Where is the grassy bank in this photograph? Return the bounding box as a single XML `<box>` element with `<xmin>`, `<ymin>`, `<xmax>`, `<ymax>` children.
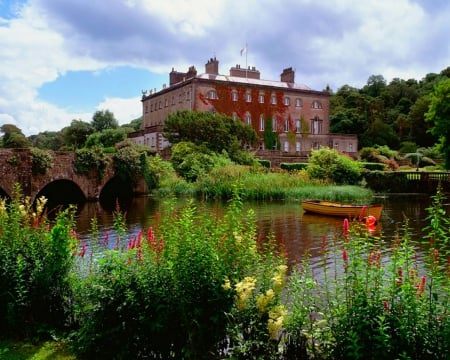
<box><xmin>156</xmin><ymin>163</ymin><xmax>375</xmax><ymax>202</ymax></box>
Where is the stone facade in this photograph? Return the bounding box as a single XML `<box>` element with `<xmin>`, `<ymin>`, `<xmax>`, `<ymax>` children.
<box><xmin>130</xmin><ymin>57</ymin><xmax>358</xmax><ymax>157</ymax></box>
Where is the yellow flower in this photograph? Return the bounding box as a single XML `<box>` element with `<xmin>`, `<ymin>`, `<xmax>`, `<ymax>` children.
<box><xmin>0</xmin><ymin>199</ymin><xmax>6</xmax><ymax>214</ymax></box>
<box><xmin>222</xmin><ymin>277</ymin><xmax>231</xmax><ymax>291</ymax></box>
<box><xmin>235</xmin><ymin>276</ymin><xmax>257</xmax><ymax>311</ymax></box>
<box><xmin>271</xmin><ymin>264</ymin><xmax>288</xmax><ymax>294</ymax></box>
<box><xmin>233</xmin><ymin>231</ymin><xmax>243</xmax><ymax>244</ymax></box>
<box><xmin>256</xmin><ymin>289</ymin><xmax>275</xmax><ymax>314</ymax></box>
<box><xmin>35</xmin><ymin>196</ymin><xmax>47</xmax><ymax>216</ymax></box>
<box><xmin>267</xmin><ymin>305</ymin><xmax>287</xmax><ymax>339</ymax></box>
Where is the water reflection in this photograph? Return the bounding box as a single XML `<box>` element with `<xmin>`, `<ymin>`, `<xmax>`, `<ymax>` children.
<box><xmin>73</xmin><ymin>194</ymin><xmax>435</xmax><ymax>267</ymax></box>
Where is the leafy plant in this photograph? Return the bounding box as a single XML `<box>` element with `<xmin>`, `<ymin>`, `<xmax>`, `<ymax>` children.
<box><xmin>74</xmin><ymin>146</ymin><xmax>110</xmax><ymax>178</ymax></box>
<box><xmin>30</xmin><ymin>147</ymin><xmax>53</xmax><ymax>175</ymax></box>
<box><xmin>307</xmin><ymin>147</ymin><xmax>362</xmax><ymax>185</ymax></box>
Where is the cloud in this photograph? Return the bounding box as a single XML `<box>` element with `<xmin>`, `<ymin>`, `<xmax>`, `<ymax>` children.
<box><xmin>1</xmin><ymin>0</ymin><xmax>450</xmax><ymax>136</ymax></box>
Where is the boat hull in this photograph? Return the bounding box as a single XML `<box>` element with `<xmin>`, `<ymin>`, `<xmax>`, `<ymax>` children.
<box><xmin>302</xmin><ymin>200</ymin><xmax>383</xmax><ymax>219</ymax></box>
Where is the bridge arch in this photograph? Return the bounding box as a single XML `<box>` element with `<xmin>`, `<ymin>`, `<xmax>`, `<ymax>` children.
<box><xmin>35</xmin><ymin>179</ymin><xmax>86</xmax><ymax>208</ymax></box>
<box><xmin>99</xmin><ymin>175</ymin><xmax>135</xmax><ymax>211</ymax></box>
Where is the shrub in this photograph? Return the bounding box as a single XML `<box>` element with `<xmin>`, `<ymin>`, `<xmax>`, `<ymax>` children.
<box><xmin>307</xmin><ymin>147</ymin><xmax>361</xmax><ymax>185</ymax></box>
<box><xmin>74</xmin><ymin>146</ymin><xmax>110</xmax><ymax>178</ymax></box>
<box><xmin>113</xmin><ymin>145</ymin><xmax>143</xmax><ymax>185</ymax></box>
<box><xmin>360</xmin><ymin>162</ymin><xmax>385</xmax><ymax>171</ymax></box>
<box><xmin>30</xmin><ymin>147</ymin><xmax>53</xmax><ymax>175</ymax></box>
<box><xmin>0</xmin><ymin>185</ymin><xmax>76</xmax><ymax>339</ymax></box>
<box><xmin>280</xmin><ymin>162</ymin><xmax>308</xmax><ymax>171</ymax></box>
<box><xmin>70</xmin><ymin>193</ymin><xmax>286</xmax><ymax>359</ymax></box>
<box><xmin>258</xmin><ymin>159</ymin><xmax>271</xmax><ymax>168</ymax></box>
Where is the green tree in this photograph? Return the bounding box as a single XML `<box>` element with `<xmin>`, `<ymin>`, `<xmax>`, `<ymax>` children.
<box><xmin>263</xmin><ymin>117</ymin><xmax>277</xmax><ymax>149</ymax></box>
<box><xmin>0</xmin><ymin>124</ymin><xmax>31</xmax><ymax>148</ymax></box>
<box><xmin>91</xmin><ymin>110</ymin><xmax>119</xmax><ymax>132</ymax></box>
<box><xmin>85</xmin><ymin>128</ymin><xmax>126</xmax><ymax>148</ymax></box>
<box><xmin>29</xmin><ymin>131</ymin><xmax>64</xmax><ymax>150</ymax></box>
<box><xmin>62</xmin><ymin>119</ymin><xmax>94</xmax><ymax>149</ymax></box>
<box><xmin>306</xmin><ymin>147</ymin><xmax>361</xmax><ymax>185</ymax></box>
<box><xmin>425</xmin><ymin>78</ymin><xmax>450</xmax><ymax>169</ymax></box>
<box><xmin>164</xmin><ymin>111</ymin><xmax>257</xmax><ymax>152</ymax></box>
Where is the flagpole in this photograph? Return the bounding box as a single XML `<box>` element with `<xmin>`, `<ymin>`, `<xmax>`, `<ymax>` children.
<box><xmin>245</xmin><ymin>43</ymin><xmax>248</xmax><ymax>79</ymax></box>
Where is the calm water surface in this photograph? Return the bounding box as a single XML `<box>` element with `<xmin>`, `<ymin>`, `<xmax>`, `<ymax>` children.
<box><xmin>74</xmin><ymin>194</ymin><xmax>436</xmax><ymax>267</ymax></box>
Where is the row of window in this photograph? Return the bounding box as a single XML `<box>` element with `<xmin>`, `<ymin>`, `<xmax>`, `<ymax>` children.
<box><xmin>145</xmin><ymin>91</ymin><xmax>192</xmax><ymax>113</ymax></box>
<box><xmin>207</xmin><ymin>90</ymin><xmax>323</xmax><ymax>109</ymax></box>
<box><xmin>235</xmin><ymin>113</ymin><xmax>323</xmax><ymax>134</ymax></box>
<box><xmin>145</xmin><ymin>91</ymin><xmax>324</xmax><ymax>113</ymax></box>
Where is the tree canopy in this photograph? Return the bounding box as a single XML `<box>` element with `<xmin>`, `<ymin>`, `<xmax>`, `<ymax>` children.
<box><xmin>425</xmin><ymin>78</ymin><xmax>450</xmax><ymax>169</ymax></box>
<box><xmin>91</xmin><ymin>110</ymin><xmax>119</xmax><ymax>132</ymax></box>
<box><xmin>163</xmin><ymin>110</ymin><xmax>258</xmax><ymax>153</ymax></box>
<box><xmin>0</xmin><ymin>124</ymin><xmax>31</xmax><ymax>148</ymax></box>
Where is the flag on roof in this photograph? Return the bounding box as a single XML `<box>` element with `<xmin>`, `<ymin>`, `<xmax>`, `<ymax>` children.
<box><xmin>240</xmin><ymin>44</ymin><xmax>247</xmax><ymax>56</ymax></box>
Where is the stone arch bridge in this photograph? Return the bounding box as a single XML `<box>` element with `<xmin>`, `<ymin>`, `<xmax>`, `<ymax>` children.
<box><xmin>0</xmin><ymin>148</ymin><xmax>147</xmax><ymax>204</ymax></box>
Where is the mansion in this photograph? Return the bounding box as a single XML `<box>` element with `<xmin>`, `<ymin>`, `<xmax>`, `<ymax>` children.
<box><xmin>130</xmin><ymin>57</ymin><xmax>358</xmax><ymax>158</ymax></box>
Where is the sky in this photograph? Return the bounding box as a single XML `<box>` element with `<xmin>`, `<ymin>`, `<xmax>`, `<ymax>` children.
<box><xmin>1</xmin><ymin>0</ymin><xmax>450</xmax><ymax>136</ymax></box>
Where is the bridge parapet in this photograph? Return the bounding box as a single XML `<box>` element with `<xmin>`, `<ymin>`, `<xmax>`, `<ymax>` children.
<box><xmin>0</xmin><ymin>148</ymin><xmax>118</xmax><ymax>201</ymax></box>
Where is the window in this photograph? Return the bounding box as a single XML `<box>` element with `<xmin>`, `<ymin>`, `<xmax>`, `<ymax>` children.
<box><xmin>259</xmin><ymin>94</ymin><xmax>265</xmax><ymax>103</ymax></box>
<box><xmin>245</xmin><ymin>114</ymin><xmax>252</xmax><ymax>125</ymax></box>
<box><xmin>312</xmin><ymin>100</ymin><xmax>322</xmax><ymax>109</ymax></box>
<box><xmin>259</xmin><ymin>115</ymin><xmax>264</xmax><ymax>131</ymax></box>
<box><xmin>246</xmin><ymin>93</ymin><xmax>252</xmax><ymax>102</ymax></box>
<box><xmin>295</xmin><ymin>98</ymin><xmax>302</xmax><ymax>107</ymax></box>
<box><xmin>159</xmin><ymin>101</ymin><xmax>162</xmax><ymax>109</ymax></box>
<box><xmin>165</xmin><ymin>98</ymin><xmax>168</xmax><ymax>107</ymax></box>
<box><xmin>271</xmin><ymin>95</ymin><xmax>277</xmax><ymax>105</ymax></box>
<box><xmin>283</xmin><ymin>141</ymin><xmax>289</xmax><ymax>152</ymax></box>
<box><xmin>284</xmin><ymin>97</ymin><xmax>290</xmax><ymax>106</ymax></box>
<box><xmin>171</xmin><ymin>96</ymin><xmax>175</xmax><ymax>105</ymax></box>
<box><xmin>186</xmin><ymin>91</ymin><xmax>190</xmax><ymax>100</ymax></box>
<box><xmin>296</xmin><ymin>141</ymin><xmax>301</xmax><ymax>152</ymax></box>
<box><xmin>272</xmin><ymin>117</ymin><xmax>277</xmax><ymax>132</ymax></box>
<box><xmin>232</xmin><ymin>112</ymin><xmax>237</xmax><ymax>120</ymax></box>
<box><xmin>311</xmin><ymin>116</ymin><xmax>322</xmax><ymax>134</ymax></box>
<box><xmin>145</xmin><ymin>105</ymin><xmax>148</xmax><ymax>113</ymax></box>
<box><xmin>232</xmin><ymin>91</ymin><xmax>238</xmax><ymax>101</ymax></box>
<box><xmin>295</xmin><ymin>119</ymin><xmax>301</xmax><ymax>133</ymax></box>
<box><xmin>179</xmin><ymin>94</ymin><xmax>183</xmax><ymax>103</ymax></box>
<box><xmin>207</xmin><ymin>90</ymin><xmax>217</xmax><ymax>99</ymax></box>
<box><xmin>284</xmin><ymin>118</ymin><xmax>289</xmax><ymax>132</ymax></box>
<box><xmin>150</xmin><ymin>103</ymin><xmax>153</xmax><ymax>112</ymax></box>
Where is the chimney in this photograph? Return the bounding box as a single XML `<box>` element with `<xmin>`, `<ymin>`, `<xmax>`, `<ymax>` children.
<box><xmin>280</xmin><ymin>67</ymin><xmax>295</xmax><ymax>83</ymax></box>
<box><xmin>205</xmin><ymin>57</ymin><xmax>219</xmax><ymax>75</ymax></box>
<box><xmin>229</xmin><ymin>64</ymin><xmax>261</xmax><ymax>79</ymax></box>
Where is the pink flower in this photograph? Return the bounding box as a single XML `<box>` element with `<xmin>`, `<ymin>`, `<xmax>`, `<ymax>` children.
<box><xmin>79</xmin><ymin>243</ymin><xmax>86</xmax><ymax>258</ymax></box>
<box><xmin>397</xmin><ymin>267</ymin><xmax>403</xmax><ymax>286</ymax></box>
<box><xmin>417</xmin><ymin>276</ymin><xmax>426</xmax><ymax>296</ymax></box>
<box><xmin>343</xmin><ymin>218</ymin><xmax>349</xmax><ymax>238</ymax></box>
<box><xmin>342</xmin><ymin>249</ymin><xmax>348</xmax><ymax>269</ymax></box>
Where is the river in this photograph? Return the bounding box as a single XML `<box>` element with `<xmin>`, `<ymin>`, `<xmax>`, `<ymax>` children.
<box><xmin>72</xmin><ymin>193</ymin><xmax>436</xmax><ymax>267</ymax></box>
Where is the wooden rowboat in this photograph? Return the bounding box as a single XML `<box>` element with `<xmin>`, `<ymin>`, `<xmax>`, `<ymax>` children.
<box><xmin>301</xmin><ymin>199</ymin><xmax>383</xmax><ymax>219</ymax></box>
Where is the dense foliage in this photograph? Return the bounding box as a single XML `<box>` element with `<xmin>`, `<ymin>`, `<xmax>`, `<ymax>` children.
<box><xmin>307</xmin><ymin>147</ymin><xmax>362</xmax><ymax>184</ymax></box>
<box><xmin>0</xmin><ymin>187</ymin><xmax>76</xmax><ymax>338</ymax></box>
<box><xmin>163</xmin><ymin>110</ymin><xmax>258</xmax><ymax>161</ymax></box>
<box><xmin>2</xmin><ymin>185</ymin><xmax>450</xmax><ymax>358</ymax></box>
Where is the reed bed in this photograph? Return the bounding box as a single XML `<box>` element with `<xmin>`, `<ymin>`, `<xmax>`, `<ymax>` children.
<box><xmin>179</xmin><ymin>164</ymin><xmax>374</xmax><ymax>202</ymax></box>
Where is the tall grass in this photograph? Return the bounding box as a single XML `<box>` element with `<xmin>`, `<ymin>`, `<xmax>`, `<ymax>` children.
<box><xmin>166</xmin><ymin>164</ymin><xmax>374</xmax><ymax>202</ymax></box>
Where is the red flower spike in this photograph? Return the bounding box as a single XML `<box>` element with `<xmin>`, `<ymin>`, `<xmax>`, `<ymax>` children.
<box><xmin>343</xmin><ymin>218</ymin><xmax>349</xmax><ymax>238</ymax></box>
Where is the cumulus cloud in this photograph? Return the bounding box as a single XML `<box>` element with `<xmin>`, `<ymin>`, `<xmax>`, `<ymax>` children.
<box><xmin>1</xmin><ymin>0</ymin><xmax>450</xmax><ymax>136</ymax></box>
